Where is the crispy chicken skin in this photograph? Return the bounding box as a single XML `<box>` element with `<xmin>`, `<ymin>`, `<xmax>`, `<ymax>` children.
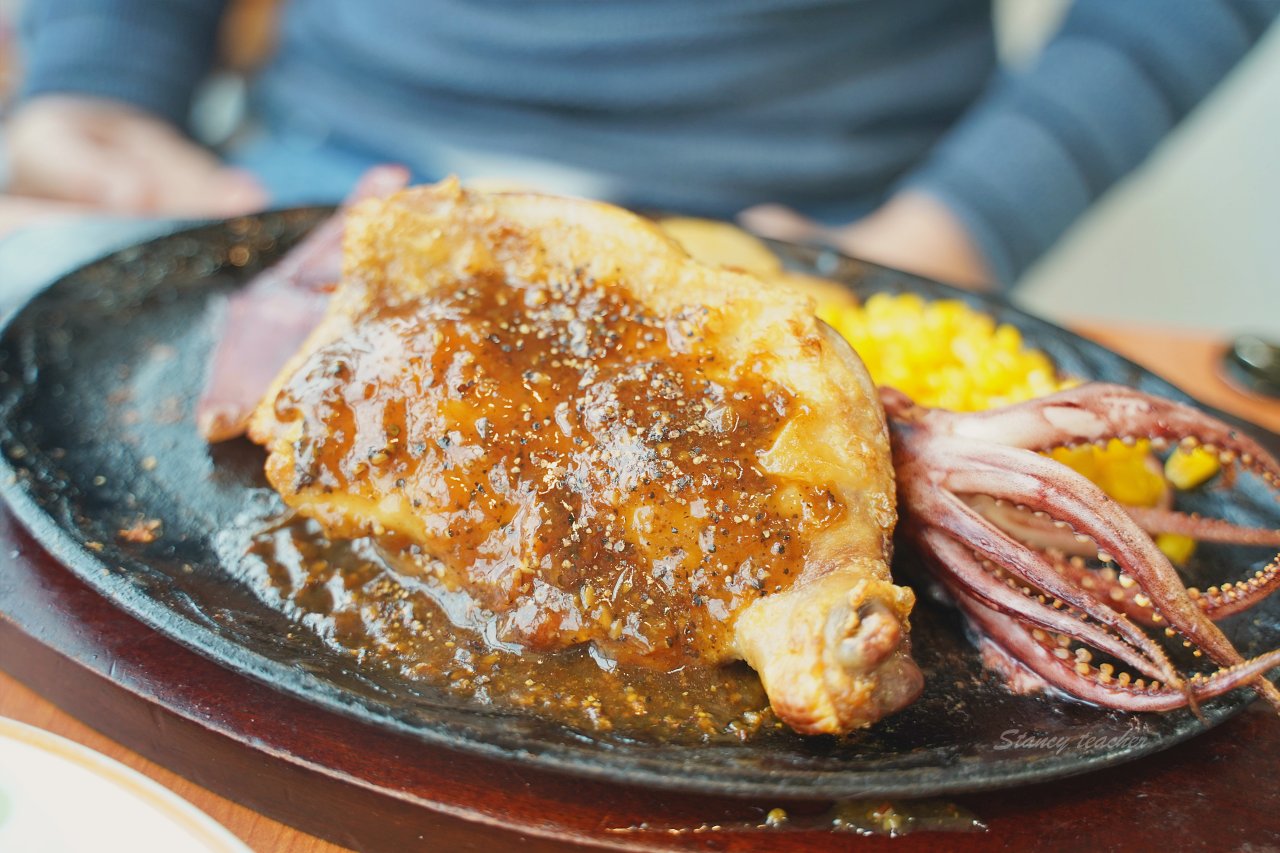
<box><xmin>248</xmin><ymin>179</ymin><xmax>922</xmax><ymax>733</ymax></box>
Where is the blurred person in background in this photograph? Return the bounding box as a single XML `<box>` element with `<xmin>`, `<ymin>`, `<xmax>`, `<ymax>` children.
<box><xmin>3</xmin><ymin>0</ymin><xmax>1277</xmax><ymax>290</ymax></box>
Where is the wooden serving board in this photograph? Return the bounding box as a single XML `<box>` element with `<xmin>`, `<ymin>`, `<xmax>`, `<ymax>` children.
<box><xmin>2</xmin><ymin>503</ymin><xmax>1280</xmax><ymax>851</ymax></box>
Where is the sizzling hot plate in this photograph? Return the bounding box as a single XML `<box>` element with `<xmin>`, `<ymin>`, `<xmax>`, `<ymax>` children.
<box><xmin>0</xmin><ymin>208</ymin><xmax>1277</xmax><ymax>798</ymax></box>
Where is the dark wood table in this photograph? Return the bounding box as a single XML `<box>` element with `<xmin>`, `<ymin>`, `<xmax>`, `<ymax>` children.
<box><xmin>2</xmin><ymin>322</ymin><xmax>1279</xmax><ymax>852</ymax></box>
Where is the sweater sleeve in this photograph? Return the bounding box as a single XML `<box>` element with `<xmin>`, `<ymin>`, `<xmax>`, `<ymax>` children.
<box><xmin>899</xmin><ymin>0</ymin><xmax>1280</xmax><ymax>287</ymax></box>
<box><xmin>19</xmin><ymin>0</ymin><xmax>230</xmax><ymax>128</ymax></box>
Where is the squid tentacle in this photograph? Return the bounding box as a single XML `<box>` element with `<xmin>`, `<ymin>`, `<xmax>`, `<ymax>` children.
<box><xmin>888</xmin><ymin>383</ymin><xmax>1280</xmax><ymax>557</ymax></box>
<box><xmin>918</xmin><ymin>528</ymin><xmax>1178</xmax><ymax>683</ymax></box>
<box><xmin>976</xmin><ymin>497</ymin><xmax>1280</xmax><ymax>552</ymax></box>
<box><xmin>1186</xmin><ymin>554</ymin><xmax>1280</xmax><ymax>619</ymax></box>
<box><xmin>934</xmin><ymin>441</ymin><xmax>1280</xmax><ymax>710</ymax></box>
<box><xmin>1121</xmin><ymin>505</ymin><xmax>1280</xmax><ymax>547</ymax></box>
<box><xmin>1039</xmin><ymin>553</ymin><xmax>1170</xmax><ymax>627</ymax></box>
<box><xmin>885</xmin><ymin>381</ymin><xmax>1280</xmax><ymax>714</ymax></box>
<box><xmin>967</xmin><ymin>488</ymin><xmax>1280</xmax><ymax>622</ymax></box>
<box><xmin>927</xmin><ymin>383</ymin><xmax>1280</xmax><ymax>489</ymax></box>
<box><xmin>951</xmin><ymin>581</ymin><xmax>1280</xmax><ymax>713</ymax></box>
<box><xmin>897</xmin><ymin>468</ymin><xmax>1182</xmax><ymax>682</ymax></box>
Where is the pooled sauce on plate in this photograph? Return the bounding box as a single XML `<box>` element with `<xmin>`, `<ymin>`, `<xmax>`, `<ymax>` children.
<box><xmin>224</xmin><ymin>512</ymin><xmax>780</xmax><ymax>741</ymax></box>
<box><xmin>607</xmin><ymin>799</ymin><xmax>986</xmax><ymax>837</ymax></box>
<box><xmin>262</xmin><ymin>266</ymin><xmax>845</xmax><ymax>672</ymax></box>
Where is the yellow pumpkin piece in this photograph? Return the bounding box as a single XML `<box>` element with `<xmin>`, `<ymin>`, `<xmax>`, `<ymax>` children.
<box><xmin>1156</xmin><ymin>533</ymin><xmax>1198</xmax><ymax>565</ymax></box>
<box><xmin>657</xmin><ymin>217</ymin><xmax>782</xmax><ymax>278</ymax></box>
<box><xmin>1165</xmin><ymin>446</ymin><xmax>1222</xmax><ymax>490</ymax></box>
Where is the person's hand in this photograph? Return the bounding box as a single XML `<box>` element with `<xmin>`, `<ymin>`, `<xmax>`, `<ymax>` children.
<box><xmin>740</xmin><ymin>190</ymin><xmax>992</xmax><ymax>291</ymax></box>
<box><xmin>0</xmin><ymin>195</ymin><xmax>97</xmax><ymax>238</ymax></box>
<box><xmin>5</xmin><ymin>95</ymin><xmax>266</xmax><ymax>217</ymax></box>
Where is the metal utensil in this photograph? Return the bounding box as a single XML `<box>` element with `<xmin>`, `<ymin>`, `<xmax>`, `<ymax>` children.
<box><xmin>1224</xmin><ymin>335</ymin><xmax>1280</xmax><ymax>400</ymax></box>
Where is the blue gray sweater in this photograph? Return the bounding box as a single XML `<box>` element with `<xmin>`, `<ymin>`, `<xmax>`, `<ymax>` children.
<box><xmin>19</xmin><ymin>0</ymin><xmax>1279</xmax><ymax>284</ymax></box>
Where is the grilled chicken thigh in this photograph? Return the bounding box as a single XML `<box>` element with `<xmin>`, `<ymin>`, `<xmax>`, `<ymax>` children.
<box><xmin>248</xmin><ymin>180</ymin><xmax>922</xmax><ymax>733</ymax></box>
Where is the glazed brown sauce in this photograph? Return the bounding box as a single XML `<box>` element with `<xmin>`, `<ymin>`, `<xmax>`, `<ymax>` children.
<box><xmin>248</xmin><ymin>266</ymin><xmax>847</xmax><ymax>736</ymax></box>
<box><xmin>227</xmin><ymin>514</ymin><xmax>779</xmax><ymax>740</ymax></box>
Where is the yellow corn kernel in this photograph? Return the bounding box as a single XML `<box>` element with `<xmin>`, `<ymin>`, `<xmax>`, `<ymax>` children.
<box><xmin>1156</xmin><ymin>533</ymin><xmax>1197</xmax><ymax>564</ymax></box>
<box><xmin>1165</xmin><ymin>447</ymin><xmax>1221</xmax><ymax>490</ymax></box>
<box><xmin>819</xmin><ymin>296</ymin><xmax>1074</xmax><ymax>412</ymax></box>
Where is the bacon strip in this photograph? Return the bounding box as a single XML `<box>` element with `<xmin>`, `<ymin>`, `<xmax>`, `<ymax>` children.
<box><xmin>197</xmin><ymin>165</ymin><xmax>410</xmax><ymax>441</ymax></box>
